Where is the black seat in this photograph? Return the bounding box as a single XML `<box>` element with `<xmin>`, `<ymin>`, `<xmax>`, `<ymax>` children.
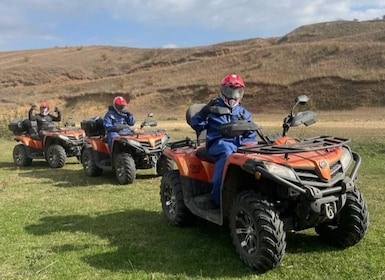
<box><xmin>196</xmin><ymin>147</ymin><xmax>217</xmax><ymax>163</ymax></box>
<box><xmin>186</xmin><ymin>104</ymin><xmax>206</xmax><ymax>146</ymax></box>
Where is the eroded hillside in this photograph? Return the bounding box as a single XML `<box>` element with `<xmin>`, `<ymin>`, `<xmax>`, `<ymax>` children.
<box><xmin>1</xmin><ymin>19</ymin><xmax>385</xmax><ymax>119</ymax></box>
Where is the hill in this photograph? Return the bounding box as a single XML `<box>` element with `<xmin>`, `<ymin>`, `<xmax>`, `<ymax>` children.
<box><xmin>1</xmin><ymin>19</ymin><xmax>385</xmax><ymax>120</ymax></box>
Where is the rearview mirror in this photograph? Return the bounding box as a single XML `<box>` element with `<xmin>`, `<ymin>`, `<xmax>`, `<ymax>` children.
<box><xmin>295</xmin><ymin>94</ymin><xmax>309</xmax><ymax>106</ymax></box>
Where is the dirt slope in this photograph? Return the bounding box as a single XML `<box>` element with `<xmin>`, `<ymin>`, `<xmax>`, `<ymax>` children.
<box><xmin>1</xmin><ymin>19</ymin><xmax>385</xmax><ymax>119</ymax></box>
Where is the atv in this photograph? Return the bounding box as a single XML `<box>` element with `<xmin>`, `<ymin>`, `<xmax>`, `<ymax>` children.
<box><xmin>159</xmin><ymin>94</ymin><xmax>369</xmax><ymax>272</ymax></box>
<box><xmin>8</xmin><ymin>117</ymin><xmax>86</xmax><ymax>168</ymax></box>
<box><xmin>80</xmin><ymin>113</ymin><xmax>173</xmax><ymax>184</ymax></box>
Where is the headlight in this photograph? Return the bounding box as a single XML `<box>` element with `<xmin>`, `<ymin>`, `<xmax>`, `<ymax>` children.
<box><xmin>161</xmin><ymin>134</ymin><xmax>170</xmax><ymax>145</ymax></box>
<box><xmin>340</xmin><ymin>147</ymin><xmax>353</xmax><ymax>171</ymax></box>
<box><xmin>58</xmin><ymin>135</ymin><xmax>69</xmax><ymax>141</ymax></box>
<box><xmin>263</xmin><ymin>162</ymin><xmax>297</xmax><ymax>180</ymax></box>
<box><xmin>127</xmin><ymin>139</ymin><xmax>141</xmax><ymax>148</ymax></box>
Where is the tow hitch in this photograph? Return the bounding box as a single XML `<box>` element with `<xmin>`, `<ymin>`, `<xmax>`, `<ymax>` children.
<box><xmin>324</xmin><ymin>202</ymin><xmax>337</xmax><ymax>219</ymax></box>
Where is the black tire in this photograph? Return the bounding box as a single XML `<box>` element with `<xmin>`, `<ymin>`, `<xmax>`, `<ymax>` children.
<box><xmin>229</xmin><ymin>191</ymin><xmax>286</xmax><ymax>272</ymax></box>
<box><xmin>13</xmin><ymin>144</ymin><xmax>32</xmax><ymax>167</ymax></box>
<box><xmin>114</xmin><ymin>153</ymin><xmax>136</xmax><ymax>184</ymax></box>
<box><xmin>46</xmin><ymin>144</ymin><xmax>67</xmax><ymax>168</ymax></box>
<box><xmin>160</xmin><ymin>170</ymin><xmax>193</xmax><ymax>226</ymax></box>
<box><xmin>156</xmin><ymin>155</ymin><xmax>174</xmax><ymax>176</ymax></box>
<box><xmin>315</xmin><ymin>186</ymin><xmax>369</xmax><ymax>248</ymax></box>
<box><xmin>82</xmin><ymin>147</ymin><xmax>103</xmax><ymax>176</ymax></box>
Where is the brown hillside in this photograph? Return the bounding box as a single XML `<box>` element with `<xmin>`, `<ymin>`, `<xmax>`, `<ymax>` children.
<box><xmin>1</xmin><ymin>19</ymin><xmax>385</xmax><ymax>120</ymax></box>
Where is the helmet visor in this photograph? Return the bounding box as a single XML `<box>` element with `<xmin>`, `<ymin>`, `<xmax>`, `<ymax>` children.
<box><xmin>221</xmin><ymin>85</ymin><xmax>244</xmax><ymax>100</ymax></box>
<box><xmin>115</xmin><ymin>104</ymin><xmax>125</xmax><ymax>112</ymax></box>
<box><xmin>40</xmin><ymin>106</ymin><xmax>49</xmax><ymax>116</ymax></box>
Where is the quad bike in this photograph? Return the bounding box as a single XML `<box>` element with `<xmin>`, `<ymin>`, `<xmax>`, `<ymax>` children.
<box><xmin>8</xmin><ymin>117</ymin><xmax>86</xmax><ymax>168</ymax></box>
<box><xmin>80</xmin><ymin>113</ymin><xmax>173</xmax><ymax>184</ymax></box>
<box><xmin>159</xmin><ymin>95</ymin><xmax>369</xmax><ymax>272</ymax></box>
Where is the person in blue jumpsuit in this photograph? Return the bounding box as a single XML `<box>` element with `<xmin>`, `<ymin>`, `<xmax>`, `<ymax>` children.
<box><xmin>189</xmin><ymin>74</ymin><xmax>257</xmax><ymax>206</ymax></box>
<box><xmin>103</xmin><ymin>96</ymin><xmax>136</xmax><ymax>151</ymax></box>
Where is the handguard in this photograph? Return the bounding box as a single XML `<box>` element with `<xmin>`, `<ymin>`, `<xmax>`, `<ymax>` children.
<box><xmin>219</xmin><ymin>120</ymin><xmax>260</xmax><ymax>137</ymax></box>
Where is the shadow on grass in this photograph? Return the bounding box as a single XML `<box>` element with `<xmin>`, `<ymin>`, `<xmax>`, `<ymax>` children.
<box><xmin>285</xmin><ymin>231</ymin><xmax>337</xmax><ymax>254</ymax></box>
<box><xmin>24</xmin><ymin>210</ymin><xmax>340</xmax><ymax>277</ymax></box>
<box><xmin>24</xmin><ymin>210</ymin><xmax>253</xmax><ymax>278</ymax></box>
<box><xmin>10</xmin><ymin>161</ymin><xmax>160</xmax><ymax>187</ymax></box>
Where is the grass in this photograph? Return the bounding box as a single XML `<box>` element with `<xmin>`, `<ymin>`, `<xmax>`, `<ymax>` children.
<box><xmin>1</xmin><ymin>115</ymin><xmax>385</xmax><ymax>279</ymax></box>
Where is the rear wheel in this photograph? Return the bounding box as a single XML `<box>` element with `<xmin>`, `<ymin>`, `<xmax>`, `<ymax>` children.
<box><xmin>114</xmin><ymin>153</ymin><xmax>136</xmax><ymax>184</ymax></box>
<box><xmin>82</xmin><ymin>147</ymin><xmax>103</xmax><ymax>176</ymax></box>
<box><xmin>46</xmin><ymin>144</ymin><xmax>66</xmax><ymax>168</ymax></box>
<box><xmin>160</xmin><ymin>170</ymin><xmax>192</xmax><ymax>226</ymax></box>
<box><xmin>315</xmin><ymin>186</ymin><xmax>369</xmax><ymax>247</ymax></box>
<box><xmin>229</xmin><ymin>191</ymin><xmax>286</xmax><ymax>272</ymax></box>
<box><xmin>13</xmin><ymin>144</ymin><xmax>32</xmax><ymax>167</ymax></box>
<box><xmin>156</xmin><ymin>155</ymin><xmax>174</xmax><ymax>176</ymax></box>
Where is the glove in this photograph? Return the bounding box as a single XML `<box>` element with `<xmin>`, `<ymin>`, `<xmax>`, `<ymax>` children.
<box><xmin>112</xmin><ymin>124</ymin><xmax>128</xmax><ymax>132</ymax></box>
<box><xmin>31</xmin><ymin>105</ymin><xmax>37</xmax><ymax>110</ymax></box>
<box><xmin>54</xmin><ymin>106</ymin><xmax>60</xmax><ymax>113</ymax></box>
<box><xmin>121</xmin><ymin>109</ymin><xmax>130</xmax><ymax>115</ymax></box>
<box><xmin>199</xmin><ymin>99</ymin><xmax>216</xmax><ymax>119</ymax></box>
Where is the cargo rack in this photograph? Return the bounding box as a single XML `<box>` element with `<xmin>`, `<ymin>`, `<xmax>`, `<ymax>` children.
<box><xmin>238</xmin><ymin>136</ymin><xmax>351</xmax><ymax>155</ymax></box>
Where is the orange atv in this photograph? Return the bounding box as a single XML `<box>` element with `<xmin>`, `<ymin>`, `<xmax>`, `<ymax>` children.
<box><xmin>8</xmin><ymin>118</ymin><xmax>85</xmax><ymax>168</ymax></box>
<box><xmin>159</xmin><ymin>95</ymin><xmax>369</xmax><ymax>272</ymax></box>
<box><xmin>80</xmin><ymin>114</ymin><xmax>172</xmax><ymax>184</ymax></box>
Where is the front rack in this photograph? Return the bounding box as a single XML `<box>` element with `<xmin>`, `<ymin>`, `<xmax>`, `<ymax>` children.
<box><xmin>238</xmin><ymin>136</ymin><xmax>351</xmax><ymax>154</ymax></box>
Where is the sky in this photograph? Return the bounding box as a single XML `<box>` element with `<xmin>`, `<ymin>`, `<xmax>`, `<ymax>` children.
<box><xmin>0</xmin><ymin>0</ymin><xmax>385</xmax><ymax>51</ymax></box>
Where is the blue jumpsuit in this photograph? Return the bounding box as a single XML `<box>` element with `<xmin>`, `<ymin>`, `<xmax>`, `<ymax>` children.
<box><xmin>103</xmin><ymin>106</ymin><xmax>136</xmax><ymax>151</ymax></box>
<box><xmin>189</xmin><ymin>97</ymin><xmax>256</xmax><ymax>205</ymax></box>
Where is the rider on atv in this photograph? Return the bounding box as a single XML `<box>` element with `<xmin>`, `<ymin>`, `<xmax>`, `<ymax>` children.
<box><xmin>103</xmin><ymin>96</ymin><xmax>136</xmax><ymax>150</ymax></box>
<box><xmin>189</xmin><ymin>74</ymin><xmax>257</xmax><ymax>206</ymax></box>
<box><xmin>29</xmin><ymin>102</ymin><xmax>61</xmax><ymax>135</ymax></box>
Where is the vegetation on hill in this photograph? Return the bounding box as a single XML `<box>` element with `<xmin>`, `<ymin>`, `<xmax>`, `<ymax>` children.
<box><xmin>1</xmin><ymin>19</ymin><xmax>385</xmax><ymax>120</ymax></box>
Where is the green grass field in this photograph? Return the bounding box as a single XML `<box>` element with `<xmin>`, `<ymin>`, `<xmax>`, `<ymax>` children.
<box><xmin>1</xmin><ymin>117</ymin><xmax>385</xmax><ymax>280</ymax></box>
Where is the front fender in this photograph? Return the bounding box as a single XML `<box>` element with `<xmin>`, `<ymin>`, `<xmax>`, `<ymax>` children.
<box><xmin>162</xmin><ymin>148</ymin><xmax>213</xmax><ymax>182</ymax></box>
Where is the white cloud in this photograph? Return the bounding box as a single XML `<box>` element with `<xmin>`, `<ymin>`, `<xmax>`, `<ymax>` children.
<box><xmin>0</xmin><ymin>0</ymin><xmax>384</xmax><ymax>50</ymax></box>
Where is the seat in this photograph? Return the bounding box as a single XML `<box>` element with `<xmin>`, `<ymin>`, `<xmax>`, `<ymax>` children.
<box><xmin>186</xmin><ymin>104</ymin><xmax>217</xmax><ymax>163</ymax></box>
<box><xmin>186</xmin><ymin>103</ymin><xmax>206</xmax><ymax>146</ymax></box>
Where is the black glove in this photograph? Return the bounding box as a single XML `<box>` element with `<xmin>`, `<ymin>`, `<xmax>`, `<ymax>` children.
<box><xmin>31</xmin><ymin>105</ymin><xmax>37</xmax><ymax>110</ymax></box>
<box><xmin>112</xmin><ymin>124</ymin><xmax>128</xmax><ymax>132</ymax></box>
<box><xmin>54</xmin><ymin>106</ymin><xmax>60</xmax><ymax>113</ymax></box>
<box><xmin>121</xmin><ymin>109</ymin><xmax>130</xmax><ymax>115</ymax></box>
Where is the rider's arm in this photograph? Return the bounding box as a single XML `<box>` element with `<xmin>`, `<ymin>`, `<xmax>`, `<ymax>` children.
<box><xmin>123</xmin><ymin>111</ymin><xmax>135</xmax><ymax>126</ymax></box>
<box><xmin>51</xmin><ymin>107</ymin><xmax>61</xmax><ymax>122</ymax></box>
<box><xmin>28</xmin><ymin>106</ymin><xmax>36</xmax><ymax>121</ymax></box>
<box><xmin>103</xmin><ymin>113</ymin><xmax>115</xmax><ymax>133</ymax></box>
<box><xmin>189</xmin><ymin>112</ymin><xmax>208</xmax><ymax>133</ymax></box>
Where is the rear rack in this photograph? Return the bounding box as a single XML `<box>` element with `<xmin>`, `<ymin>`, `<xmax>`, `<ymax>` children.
<box><xmin>238</xmin><ymin>136</ymin><xmax>351</xmax><ymax>154</ymax></box>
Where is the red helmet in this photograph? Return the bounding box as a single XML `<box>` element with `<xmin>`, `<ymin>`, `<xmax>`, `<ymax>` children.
<box><xmin>220</xmin><ymin>74</ymin><xmax>245</xmax><ymax>108</ymax></box>
<box><xmin>113</xmin><ymin>96</ymin><xmax>128</xmax><ymax>113</ymax></box>
<box><xmin>40</xmin><ymin>102</ymin><xmax>50</xmax><ymax>116</ymax></box>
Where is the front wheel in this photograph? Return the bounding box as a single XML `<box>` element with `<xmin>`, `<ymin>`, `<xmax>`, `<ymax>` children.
<box><xmin>46</xmin><ymin>144</ymin><xmax>66</xmax><ymax>168</ymax></box>
<box><xmin>13</xmin><ymin>144</ymin><xmax>32</xmax><ymax>167</ymax></box>
<box><xmin>160</xmin><ymin>170</ymin><xmax>192</xmax><ymax>226</ymax></box>
<box><xmin>82</xmin><ymin>147</ymin><xmax>103</xmax><ymax>176</ymax></box>
<box><xmin>114</xmin><ymin>153</ymin><xmax>136</xmax><ymax>184</ymax></box>
<box><xmin>229</xmin><ymin>191</ymin><xmax>286</xmax><ymax>272</ymax></box>
<box><xmin>315</xmin><ymin>186</ymin><xmax>369</xmax><ymax>248</ymax></box>
<box><xmin>156</xmin><ymin>155</ymin><xmax>174</xmax><ymax>176</ymax></box>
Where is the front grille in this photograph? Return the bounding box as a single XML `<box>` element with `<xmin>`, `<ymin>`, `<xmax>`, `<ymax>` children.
<box><xmin>67</xmin><ymin>134</ymin><xmax>85</xmax><ymax>145</ymax></box>
<box><xmin>293</xmin><ymin>161</ymin><xmax>344</xmax><ymax>188</ymax></box>
<box><xmin>139</xmin><ymin>139</ymin><xmax>163</xmax><ymax>150</ymax></box>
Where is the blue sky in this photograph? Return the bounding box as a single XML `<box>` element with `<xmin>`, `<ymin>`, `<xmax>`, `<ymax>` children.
<box><xmin>1</xmin><ymin>0</ymin><xmax>384</xmax><ymax>51</ymax></box>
